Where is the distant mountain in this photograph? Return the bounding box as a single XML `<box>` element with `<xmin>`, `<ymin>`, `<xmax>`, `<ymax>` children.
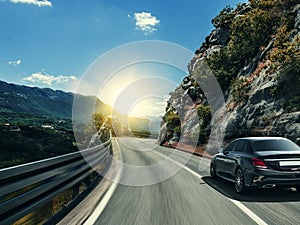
<box><xmin>0</xmin><ymin>80</ymin><xmax>112</xmax><ymax>119</ymax></box>
<box><xmin>128</xmin><ymin>116</ymin><xmax>162</xmax><ymax>134</ymax></box>
<box><xmin>112</xmin><ymin>113</ymin><xmax>162</xmax><ymax>135</ymax></box>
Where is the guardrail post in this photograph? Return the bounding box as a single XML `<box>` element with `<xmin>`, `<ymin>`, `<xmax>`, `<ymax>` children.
<box><xmin>72</xmin><ymin>183</ymin><xmax>80</xmax><ymax>199</ymax></box>
<box><xmin>83</xmin><ymin>176</ymin><xmax>91</xmax><ymax>187</ymax></box>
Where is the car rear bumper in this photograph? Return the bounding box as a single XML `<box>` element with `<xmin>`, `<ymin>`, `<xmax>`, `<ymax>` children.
<box><xmin>246</xmin><ymin>169</ymin><xmax>300</xmax><ymax>188</ymax></box>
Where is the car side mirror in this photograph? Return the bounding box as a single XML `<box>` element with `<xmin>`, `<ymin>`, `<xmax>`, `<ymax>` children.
<box><xmin>223</xmin><ymin>150</ymin><xmax>229</xmax><ymax>155</ymax></box>
<box><xmin>218</xmin><ymin>148</ymin><xmax>224</xmax><ymax>153</ymax></box>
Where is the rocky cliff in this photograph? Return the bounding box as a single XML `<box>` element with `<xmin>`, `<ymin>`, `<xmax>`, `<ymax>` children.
<box><xmin>159</xmin><ymin>0</ymin><xmax>300</xmax><ymax>153</ymax></box>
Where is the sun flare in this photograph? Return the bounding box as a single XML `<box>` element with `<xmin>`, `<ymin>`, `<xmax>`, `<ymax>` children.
<box><xmin>98</xmin><ymin>62</ymin><xmax>184</xmax><ymax>117</ymax></box>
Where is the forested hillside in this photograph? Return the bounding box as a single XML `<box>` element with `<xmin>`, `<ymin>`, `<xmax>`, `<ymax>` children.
<box><xmin>0</xmin><ymin>81</ymin><xmax>112</xmax><ymax>168</ymax></box>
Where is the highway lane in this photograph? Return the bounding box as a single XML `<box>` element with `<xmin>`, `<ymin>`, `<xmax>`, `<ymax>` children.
<box><xmin>89</xmin><ymin>137</ymin><xmax>300</xmax><ymax>225</ymax></box>
<box><xmin>156</xmin><ymin>142</ymin><xmax>300</xmax><ymax>225</ymax></box>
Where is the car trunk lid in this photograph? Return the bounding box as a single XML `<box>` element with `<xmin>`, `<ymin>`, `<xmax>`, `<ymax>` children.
<box><xmin>255</xmin><ymin>151</ymin><xmax>300</xmax><ymax>171</ymax></box>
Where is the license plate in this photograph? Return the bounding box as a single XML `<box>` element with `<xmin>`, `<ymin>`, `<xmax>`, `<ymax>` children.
<box><xmin>279</xmin><ymin>161</ymin><xmax>300</xmax><ymax>166</ymax></box>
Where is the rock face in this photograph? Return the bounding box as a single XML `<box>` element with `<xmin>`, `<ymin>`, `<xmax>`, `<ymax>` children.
<box><xmin>295</xmin><ymin>5</ymin><xmax>300</xmax><ymax>30</ymax></box>
<box><xmin>219</xmin><ymin>68</ymin><xmax>300</xmax><ymax>142</ymax></box>
<box><xmin>160</xmin><ymin>2</ymin><xmax>300</xmax><ymax>148</ymax></box>
<box><xmin>158</xmin><ymin>80</ymin><xmax>202</xmax><ymax>146</ymax></box>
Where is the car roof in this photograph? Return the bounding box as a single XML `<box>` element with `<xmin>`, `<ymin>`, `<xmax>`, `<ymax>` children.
<box><xmin>237</xmin><ymin>137</ymin><xmax>287</xmax><ymax>142</ymax></box>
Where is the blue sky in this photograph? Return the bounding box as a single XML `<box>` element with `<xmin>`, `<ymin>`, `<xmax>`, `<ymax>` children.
<box><xmin>0</xmin><ymin>0</ymin><xmax>246</xmax><ymax>114</ymax></box>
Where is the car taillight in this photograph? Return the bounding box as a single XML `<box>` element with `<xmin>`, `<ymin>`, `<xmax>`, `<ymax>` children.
<box><xmin>252</xmin><ymin>158</ymin><xmax>268</xmax><ymax>169</ymax></box>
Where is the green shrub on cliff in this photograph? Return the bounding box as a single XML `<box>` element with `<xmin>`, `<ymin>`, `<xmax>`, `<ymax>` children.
<box><xmin>211</xmin><ymin>5</ymin><xmax>234</xmax><ymax>28</ymax></box>
<box><xmin>270</xmin><ymin>28</ymin><xmax>300</xmax><ymax>76</ymax></box>
<box><xmin>163</xmin><ymin>111</ymin><xmax>180</xmax><ymax>131</ymax></box>
<box><xmin>196</xmin><ymin>105</ymin><xmax>211</xmax><ymax>129</ymax></box>
<box><xmin>206</xmin><ymin>0</ymin><xmax>298</xmax><ymax>93</ymax></box>
<box><xmin>230</xmin><ymin>77</ymin><xmax>249</xmax><ymax>104</ymax></box>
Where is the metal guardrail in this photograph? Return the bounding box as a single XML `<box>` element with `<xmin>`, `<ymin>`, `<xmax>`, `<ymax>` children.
<box><xmin>0</xmin><ymin>137</ymin><xmax>112</xmax><ymax>225</ymax></box>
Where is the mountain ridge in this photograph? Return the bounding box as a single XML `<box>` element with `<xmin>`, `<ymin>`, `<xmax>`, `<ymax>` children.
<box><xmin>0</xmin><ymin>80</ymin><xmax>112</xmax><ymax>119</ymax></box>
<box><xmin>0</xmin><ymin>80</ymin><xmax>161</xmax><ymax>134</ymax></box>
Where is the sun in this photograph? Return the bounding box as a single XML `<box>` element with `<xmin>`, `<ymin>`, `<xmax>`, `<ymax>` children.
<box><xmin>128</xmin><ymin>96</ymin><xmax>168</xmax><ymax>117</ymax></box>
<box><xmin>97</xmin><ymin>62</ymin><xmax>183</xmax><ymax>117</ymax></box>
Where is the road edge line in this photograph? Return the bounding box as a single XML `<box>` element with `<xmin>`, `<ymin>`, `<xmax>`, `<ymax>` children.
<box><xmin>83</xmin><ymin>138</ymin><xmax>123</xmax><ymax>225</ymax></box>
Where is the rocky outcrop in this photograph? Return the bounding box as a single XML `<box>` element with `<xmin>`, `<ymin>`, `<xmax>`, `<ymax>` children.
<box><xmin>158</xmin><ymin>80</ymin><xmax>202</xmax><ymax>146</ymax></box>
<box><xmin>194</xmin><ymin>3</ymin><xmax>251</xmax><ymax>58</ymax></box>
<box><xmin>215</xmin><ymin>5</ymin><xmax>300</xmax><ymax>143</ymax></box>
<box><xmin>160</xmin><ymin>2</ymin><xmax>300</xmax><ymax>150</ymax></box>
<box><xmin>217</xmin><ymin>66</ymin><xmax>300</xmax><ymax>142</ymax></box>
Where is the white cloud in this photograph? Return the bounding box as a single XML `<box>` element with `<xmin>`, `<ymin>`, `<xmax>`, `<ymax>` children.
<box><xmin>134</xmin><ymin>12</ymin><xmax>160</xmax><ymax>35</ymax></box>
<box><xmin>22</xmin><ymin>71</ymin><xmax>76</xmax><ymax>86</ymax></box>
<box><xmin>7</xmin><ymin>59</ymin><xmax>21</xmax><ymax>67</ymax></box>
<box><xmin>10</xmin><ymin>0</ymin><xmax>52</xmax><ymax>7</ymax></box>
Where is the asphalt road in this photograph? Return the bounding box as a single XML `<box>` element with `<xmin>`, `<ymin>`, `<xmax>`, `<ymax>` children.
<box><xmin>87</xmin><ymin>137</ymin><xmax>300</xmax><ymax>225</ymax></box>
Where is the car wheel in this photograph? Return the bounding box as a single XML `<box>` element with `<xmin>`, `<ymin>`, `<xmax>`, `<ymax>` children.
<box><xmin>235</xmin><ymin>168</ymin><xmax>246</xmax><ymax>194</ymax></box>
<box><xmin>210</xmin><ymin>163</ymin><xmax>216</xmax><ymax>178</ymax></box>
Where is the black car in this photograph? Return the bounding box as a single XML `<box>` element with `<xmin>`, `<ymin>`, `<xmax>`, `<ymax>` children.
<box><xmin>210</xmin><ymin>137</ymin><xmax>300</xmax><ymax>193</ymax></box>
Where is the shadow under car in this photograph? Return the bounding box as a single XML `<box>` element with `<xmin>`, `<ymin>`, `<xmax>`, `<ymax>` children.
<box><xmin>201</xmin><ymin>176</ymin><xmax>300</xmax><ymax>202</ymax></box>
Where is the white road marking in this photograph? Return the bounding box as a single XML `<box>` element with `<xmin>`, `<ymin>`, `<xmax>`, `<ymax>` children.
<box><xmin>84</xmin><ymin>139</ymin><xmax>123</xmax><ymax>225</ymax></box>
<box><xmin>229</xmin><ymin>199</ymin><xmax>268</xmax><ymax>225</ymax></box>
<box><xmin>84</xmin><ymin>139</ymin><xmax>268</xmax><ymax>225</ymax></box>
<box><xmin>154</xmin><ymin>150</ymin><xmax>268</xmax><ymax>225</ymax></box>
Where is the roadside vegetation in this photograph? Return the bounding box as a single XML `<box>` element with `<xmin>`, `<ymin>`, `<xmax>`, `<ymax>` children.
<box><xmin>0</xmin><ymin>111</ymin><xmax>77</xmax><ymax>169</ymax></box>
<box><xmin>206</xmin><ymin>0</ymin><xmax>299</xmax><ymax>95</ymax></box>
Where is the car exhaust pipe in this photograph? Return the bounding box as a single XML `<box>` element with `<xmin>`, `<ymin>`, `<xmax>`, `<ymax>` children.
<box><xmin>263</xmin><ymin>184</ymin><xmax>276</xmax><ymax>188</ymax></box>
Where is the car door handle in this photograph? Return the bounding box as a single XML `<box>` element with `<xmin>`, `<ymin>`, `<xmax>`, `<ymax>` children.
<box><xmin>236</xmin><ymin>155</ymin><xmax>240</xmax><ymax>158</ymax></box>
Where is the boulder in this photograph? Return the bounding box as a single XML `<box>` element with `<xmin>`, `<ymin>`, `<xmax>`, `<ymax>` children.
<box><xmin>209</xmin><ymin>27</ymin><xmax>230</xmax><ymax>46</ymax></box>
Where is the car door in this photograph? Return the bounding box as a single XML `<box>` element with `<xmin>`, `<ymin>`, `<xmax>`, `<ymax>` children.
<box><xmin>226</xmin><ymin>140</ymin><xmax>248</xmax><ymax>177</ymax></box>
<box><xmin>215</xmin><ymin>140</ymin><xmax>238</xmax><ymax>176</ymax></box>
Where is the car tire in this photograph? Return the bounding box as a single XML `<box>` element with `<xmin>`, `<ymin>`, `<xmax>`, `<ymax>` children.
<box><xmin>235</xmin><ymin>168</ymin><xmax>246</xmax><ymax>194</ymax></box>
<box><xmin>210</xmin><ymin>163</ymin><xmax>217</xmax><ymax>178</ymax></box>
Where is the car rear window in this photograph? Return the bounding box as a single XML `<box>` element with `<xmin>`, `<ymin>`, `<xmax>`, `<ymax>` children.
<box><xmin>253</xmin><ymin>139</ymin><xmax>300</xmax><ymax>151</ymax></box>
